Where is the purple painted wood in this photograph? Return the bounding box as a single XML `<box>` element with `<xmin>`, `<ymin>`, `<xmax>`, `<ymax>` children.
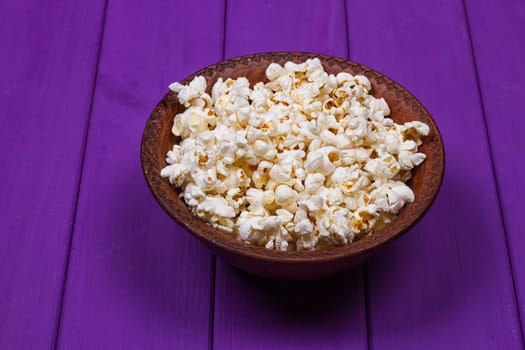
<box><xmin>55</xmin><ymin>0</ymin><xmax>224</xmax><ymax>348</ymax></box>
<box><xmin>2</xmin><ymin>1</ymin><xmax>522</xmax><ymax>348</ymax></box>
<box><xmin>465</xmin><ymin>0</ymin><xmax>525</xmax><ymax>339</ymax></box>
<box><xmin>345</xmin><ymin>0</ymin><xmax>522</xmax><ymax>348</ymax></box>
<box><xmin>223</xmin><ymin>0</ymin><xmax>348</xmax><ymax>57</ymax></box>
<box><xmin>0</xmin><ymin>0</ymin><xmax>105</xmax><ymax>348</ymax></box>
<box><xmin>213</xmin><ymin>1</ymin><xmax>368</xmax><ymax>349</ymax></box>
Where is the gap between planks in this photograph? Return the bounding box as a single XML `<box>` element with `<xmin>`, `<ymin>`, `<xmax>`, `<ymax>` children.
<box><xmin>52</xmin><ymin>0</ymin><xmax>110</xmax><ymax>349</ymax></box>
<box><xmin>209</xmin><ymin>1</ymin><xmax>229</xmax><ymax>349</ymax></box>
<box><xmin>460</xmin><ymin>0</ymin><xmax>525</xmax><ymax>346</ymax></box>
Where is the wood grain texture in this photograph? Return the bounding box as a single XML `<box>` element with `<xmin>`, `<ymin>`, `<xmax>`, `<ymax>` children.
<box><xmin>465</xmin><ymin>0</ymin><xmax>525</xmax><ymax>340</ymax></box>
<box><xmin>345</xmin><ymin>0</ymin><xmax>522</xmax><ymax>348</ymax></box>
<box><xmin>213</xmin><ymin>1</ymin><xmax>368</xmax><ymax>349</ymax></box>
<box><xmin>2</xmin><ymin>1</ymin><xmax>523</xmax><ymax>349</ymax></box>
<box><xmin>0</xmin><ymin>0</ymin><xmax>105</xmax><ymax>348</ymax></box>
<box><xmin>223</xmin><ymin>0</ymin><xmax>348</xmax><ymax>58</ymax></box>
<box><xmin>55</xmin><ymin>0</ymin><xmax>224</xmax><ymax>348</ymax></box>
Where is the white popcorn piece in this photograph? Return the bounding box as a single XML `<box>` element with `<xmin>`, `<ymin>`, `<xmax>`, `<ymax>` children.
<box><xmin>364</xmin><ymin>156</ymin><xmax>400</xmax><ymax>179</ymax></box>
<box><xmin>398</xmin><ymin>151</ymin><xmax>427</xmax><ymax>169</ymax></box>
<box><xmin>161</xmin><ymin>58</ymin><xmax>429</xmax><ymax>251</ymax></box>
<box><xmin>196</xmin><ymin>196</ymin><xmax>236</xmax><ymax>219</ymax></box>
<box><xmin>304</xmin><ymin>173</ymin><xmax>325</xmax><ymax>193</ymax></box>
<box><xmin>161</xmin><ymin>163</ymin><xmax>186</xmax><ymax>187</ymax></box>
<box><xmin>353</xmin><ymin>75</ymin><xmax>371</xmax><ymax>91</ymax></box>
<box><xmin>241</xmin><ymin>215</ymin><xmax>281</xmax><ymax>241</ymax></box>
<box><xmin>174</xmin><ymin>106</ymin><xmax>214</xmax><ymax>138</ymax></box>
<box><xmin>369</xmin><ymin>97</ymin><xmax>391</xmax><ymax>116</ymax></box>
<box><xmin>317</xmin><ymin>207</ymin><xmax>352</xmax><ymax>244</ymax></box>
<box><xmin>274</xmin><ymin>184</ymin><xmax>297</xmax><ymax>206</ymax></box>
<box><xmin>293</xmin><ymin>208</ymin><xmax>314</xmax><ymax>236</ymax></box>
<box><xmin>350</xmin><ymin>205</ymin><xmax>379</xmax><ymax>233</ymax></box>
<box><xmin>266</xmin><ymin>63</ymin><xmax>285</xmax><ymax>81</ymax></box>
<box><xmin>327</xmin><ymin>187</ymin><xmax>344</xmax><ymax>206</ymax></box>
<box><xmin>296</xmin><ymin>233</ymin><xmax>319</xmax><ymax>251</ymax></box>
<box><xmin>336</xmin><ymin>72</ymin><xmax>354</xmax><ymax>85</ymax></box>
<box><xmin>371</xmin><ymin>181</ymin><xmax>415</xmax><ymax>214</ymax></box>
<box><xmin>169</xmin><ymin>76</ymin><xmax>207</xmax><ymax>107</ymax></box>
<box><xmin>384</xmin><ymin>131</ymin><xmax>401</xmax><ymax>154</ymax></box>
<box><xmin>391</xmin><ymin>182</ymin><xmax>415</xmax><ymax>203</ymax></box>
<box><xmin>399</xmin><ymin>121</ymin><xmax>430</xmax><ymax>146</ymax></box>
<box><xmin>299</xmin><ymin>195</ymin><xmax>325</xmax><ymax>213</ymax></box>
<box><xmin>275</xmin><ymin>208</ymin><xmax>294</xmax><ymax>224</ymax></box>
<box><xmin>183</xmin><ymin>183</ymin><xmax>206</xmax><ymax>207</ymax></box>
<box><xmin>304</xmin><ymin>149</ymin><xmax>334</xmax><ymax>175</ymax></box>
<box><xmin>269</xmin><ymin>164</ymin><xmax>293</xmax><ymax>185</ymax></box>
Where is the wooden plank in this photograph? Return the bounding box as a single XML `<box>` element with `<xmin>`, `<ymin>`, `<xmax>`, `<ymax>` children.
<box><xmin>224</xmin><ymin>0</ymin><xmax>349</xmax><ymax>58</ymax></box>
<box><xmin>465</xmin><ymin>0</ymin><xmax>525</xmax><ymax>339</ymax></box>
<box><xmin>55</xmin><ymin>0</ymin><xmax>224</xmax><ymax>348</ymax></box>
<box><xmin>213</xmin><ymin>1</ymin><xmax>368</xmax><ymax>349</ymax></box>
<box><xmin>0</xmin><ymin>0</ymin><xmax>105</xmax><ymax>348</ymax></box>
<box><xmin>345</xmin><ymin>0</ymin><xmax>522</xmax><ymax>348</ymax></box>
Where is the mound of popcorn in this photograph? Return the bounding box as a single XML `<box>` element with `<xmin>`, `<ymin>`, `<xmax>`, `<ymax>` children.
<box><xmin>161</xmin><ymin>58</ymin><xmax>429</xmax><ymax>251</ymax></box>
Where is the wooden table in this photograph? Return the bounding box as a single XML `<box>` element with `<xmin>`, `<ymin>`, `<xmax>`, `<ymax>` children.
<box><xmin>1</xmin><ymin>0</ymin><xmax>524</xmax><ymax>348</ymax></box>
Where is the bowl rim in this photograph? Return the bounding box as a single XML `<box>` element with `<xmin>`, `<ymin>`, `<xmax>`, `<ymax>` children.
<box><xmin>141</xmin><ymin>51</ymin><xmax>445</xmax><ymax>264</ymax></box>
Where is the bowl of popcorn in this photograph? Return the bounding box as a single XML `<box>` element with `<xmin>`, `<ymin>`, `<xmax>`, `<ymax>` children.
<box><xmin>141</xmin><ymin>52</ymin><xmax>444</xmax><ymax>280</ymax></box>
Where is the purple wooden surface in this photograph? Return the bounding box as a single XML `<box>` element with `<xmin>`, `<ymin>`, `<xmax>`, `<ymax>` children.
<box><xmin>346</xmin><ymin>0</ymin><xmax>523</xmax><ymax>348</ymax></box>
<box><xmin>2</xmin><ymin>0</ymin><xmax>525</xmax><ymax>349</ymax></box>
<box><xmin>465</xmin><ymin>0</ymin><xmax>525</xmax><ymax>338</ymax></box>
<box><xmin>213</xmin><ymin>1</ymin><xmax>368</xmax><ymax>349</ymax></box>
<box><xmin>55</xmin><ymin>0</ymin><xmax>224</xmax><ymax>348</ymax></box>
<box><xmin>0</xmin><ymin>0</ymin><xmax>105</xmax><ymax>348</ymax></box>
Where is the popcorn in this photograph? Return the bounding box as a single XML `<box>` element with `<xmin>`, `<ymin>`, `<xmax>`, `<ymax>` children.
<box><xmin>317</xmin><ymin>207</ymin><xmax>353</xmax><ymax>244</ymax></box>
<box><xmin>304</xmin><ymin>173</ymin><xmax>325</xmax><ymax>193</ymax></box>
<box><xmin>269</xmin><ymin>164</ymin><xmax>293</xmax><ymax>184</ymax></box>
<box><xmin>293</xmin><ymin>209</ymin><xmax>314</xmax><ymax>235</ymax></box>
<box><xmin>299</xmin><ymin>195</ymin><xmax>325</xmax><ymax>213</ymax></box>
<box><xmin>275</xmin><ymin>185</ymin><xmax>297</xmax><ymax>206</ymax></box>
<box><xmin>196</xmin><ymin>196</ymin><xmax>236</xmax><ymax>219</ymax></box>
<box><xmin>162</xmin><ymin>58</ymin><xmax>429</xmax><ymax>251</ymax></box>
<box><xmin>398</xmin><ymin>151</ymin><xmax>427</xmax><ymax>169</ymax></box>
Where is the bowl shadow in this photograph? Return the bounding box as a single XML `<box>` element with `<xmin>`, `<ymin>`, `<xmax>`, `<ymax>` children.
<box><xmin>221</xmin><ymin>263</ymin><xmax>366</xmax><ymax>325</ymax></box>
<box><xmin>364</xmin><ymin>165</ymin><xmax>507</xmax><ymax>336</ymax></box>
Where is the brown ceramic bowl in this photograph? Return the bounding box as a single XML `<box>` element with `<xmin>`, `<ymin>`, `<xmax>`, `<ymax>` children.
<box><xmin>141</xmin><ymin>52</ymin><xmax>445</xmax><ymax>280</ymax></box>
